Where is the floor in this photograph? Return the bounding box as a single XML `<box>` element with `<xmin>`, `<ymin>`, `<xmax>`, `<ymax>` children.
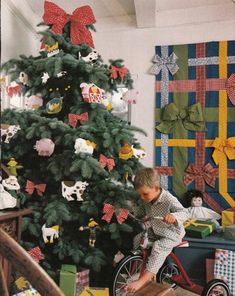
<box><xmin>175</xmin><ymin>287</ymin><xmax>199</xmax><ymax>296</ymax></box>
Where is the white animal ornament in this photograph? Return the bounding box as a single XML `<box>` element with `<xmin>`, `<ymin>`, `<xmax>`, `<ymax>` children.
<box><xmin>0</xmin><ymin>178</ymin><xmax>17</xmax><ymax>209</ymax></box>
<box><xmin>62</xmin><ymin>180</ymin><xmax>89</xmax><ymax>201</ymax></box>
<box><xmin>79</xmin><ymin>49</ymin><xmax>99</xmax><ymax>63</ymax></box>
<box><xmin>74</xmin><ymin>138</ymin><xmax>95</xmax><ymax>155</ymax></box>
<box><xmin>2</xmin><ymin>175</ymin><xmax>20</xmax><ymax>190</ymax></box>
<box><xmin>131</xmin><ymin>146</ymin><xmax>146</xmax><ymax>159</ymax></box>
<box><xmin>1</xmin><ymin>124</ymin><xmax>21</xmax><ymax>143</ymax></box>
<box><xmin>42</xmin><ymin>224</ymin><xmax>59</xmax><ymax>243</ymax></box>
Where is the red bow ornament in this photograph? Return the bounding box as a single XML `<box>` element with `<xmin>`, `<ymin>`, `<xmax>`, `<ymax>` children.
<box><xmin>110</xmin><ymin>66</ymin><xmax>129</xmax><ymax>79</ymax></box>
<box><xmin>25</xmin><ymin>180</ymin><xmax>46</xmax><ymax>196</ymax></box>
<box><xmin>6</xmin><ymin>84</ymin><xmax>21</xmax><ymax>97</ymax></box>
<box><xmin>43</xmin><ymin>1</ymin><xmax>96</xmax><ymax>47</ymax></box>
<box><xmin>99</xmin><ymin>154</ymin><xmax>115</xmax><ymax>172</ymax></box>
<box><xmin>226</xmin><ymin>73</ymin><xmax>235</xmax><ymax>105</ymax></box>
<box><xmin>27</xmin><ymin>246</ymin><xmax>44</xmax><ymax>263</ymax></box>
<box><xmin>184</xmin><ymin>163</ymin><xmax>216</xmax><ymax>188</ymax></box>
<box><xmin>102</xmin><ymin>203</ymin><xmax>129</xmax><ymax>224</ymax></box>
<box><xmin>68</xmin><ymin>112</ymin><xmax>89</xmax><ymax>128</ymax></box>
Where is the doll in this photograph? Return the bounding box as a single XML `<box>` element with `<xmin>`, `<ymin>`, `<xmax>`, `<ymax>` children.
<box><xmin>183</xmin><ymin>189</ymin><xmax>221</xmax><ymax>226</ymax></box>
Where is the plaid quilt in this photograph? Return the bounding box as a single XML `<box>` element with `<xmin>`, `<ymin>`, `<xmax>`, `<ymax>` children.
<box><xmin>214</xmin><ymin>248</ymin><xmax>235</xmax><ymax>295</ymax></box>
<box><xmin>153</xmin><ymin>41</ymin><xmax>235</xmax><ymax>211</ymax></box>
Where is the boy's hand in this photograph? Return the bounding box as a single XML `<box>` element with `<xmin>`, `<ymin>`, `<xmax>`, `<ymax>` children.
<box><xmin>163</xmin><ymin>214</ymin><xmax>176</xmax><ymax>224</ymax></box>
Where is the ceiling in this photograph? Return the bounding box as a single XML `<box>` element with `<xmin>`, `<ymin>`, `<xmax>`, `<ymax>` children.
<box><xmin>4</xmin><ymin>0</ymin><xmax>235</xmax><ymax>32</ymax></box>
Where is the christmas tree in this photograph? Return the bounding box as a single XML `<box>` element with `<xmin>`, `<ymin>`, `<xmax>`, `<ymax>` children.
<box><xmin>1</xmin><ymin>1</ymin><xmax>146</xmax><ymax>286</ymax></box>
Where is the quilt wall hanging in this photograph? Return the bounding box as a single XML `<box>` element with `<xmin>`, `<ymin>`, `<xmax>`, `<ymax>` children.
<box><xmin>152</xmin><ymin>40</ymin><xmax>235</xmax><ymax>211</ymax></box>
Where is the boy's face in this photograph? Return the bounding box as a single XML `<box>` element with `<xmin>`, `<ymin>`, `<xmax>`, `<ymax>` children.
<box><xmin>137</xmin><ymin>185</ymin><xmax>160</xmax><ymax>203</ymax></box>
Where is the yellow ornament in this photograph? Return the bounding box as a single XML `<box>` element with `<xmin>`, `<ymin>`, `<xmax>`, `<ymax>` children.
<box><xmin>119</xmin><ymin>143</ymin><xmax>133</xmax><ymax>160</ymax></box>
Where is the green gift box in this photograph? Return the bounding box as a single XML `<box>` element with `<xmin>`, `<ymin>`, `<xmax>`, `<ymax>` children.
<box><xmin>223</xmin><ymin>224</ymin><xmax>235</xmax><ymax>241</ymax></box>
<box><xmin>60</xmin><ymin>264</ymin><xmax>77</xmax><ymax>296</ymax></box>
<box><xmin>184</xmin><ymin>219</ymin><xmax>216</xmax><ymax>238</ymax></box>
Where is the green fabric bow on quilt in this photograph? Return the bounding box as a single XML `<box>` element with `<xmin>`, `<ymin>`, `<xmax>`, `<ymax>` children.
<box><xmin>156</xmin><ymin>102</ymin><xmax>206</xmax><ymax>134</ymax></box>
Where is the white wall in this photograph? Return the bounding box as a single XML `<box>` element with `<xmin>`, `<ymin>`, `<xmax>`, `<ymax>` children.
<box><xmin>2</xmin><ymin>0</ymin><xmax>235</xmax><ymax>167</ymax></box>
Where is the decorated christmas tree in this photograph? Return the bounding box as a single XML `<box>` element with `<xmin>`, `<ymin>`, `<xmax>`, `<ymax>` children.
<box><xmin>1</xmin><ymin>1</ymin><xmax>146</xmax><ymax>286</ymax></box>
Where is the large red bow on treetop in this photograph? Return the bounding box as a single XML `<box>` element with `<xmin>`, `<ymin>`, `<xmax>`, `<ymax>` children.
<box><xmin>27</xmin><ymin>246</ymin><xmax>44</xmax><ymax>263</ymax></box>
<box><xmin>110</xmin><ymin>66</ymin><xmax>129</xmax><ymax>79</ymax></box>
<box><xmin>25</xmin><ymin>180</ymin><xmax>46</xmax><ymax>196</ymax></box>
<box><xmin>68</xmin><ymin>112</ymin><xmax>89</xmax><ymax>128</ymax></box>
<box><xmin>184</xmin><ymin>163</ymin><xmax>216</xmax><ymax>188</ymax></box>
<box><xmin>99</xmin><ymin>154</ymin><xmax>115</xmax><ymax>172</ymax></box>
<box><xmin>226</xmin><ymin>73</ymin><xmax>235</xmax><ymax>105</ymax></box>
<box><xmin>43</xmin><ymin>1</ymin><xmax>96</xmax><ymax>47</ymax></box>
<box><xmin>102</xmin><ymin>203</ymin><xmax>129</xmax><ymax>224</ymax></box>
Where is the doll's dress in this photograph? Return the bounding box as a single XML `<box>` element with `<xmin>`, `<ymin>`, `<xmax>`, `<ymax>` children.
<box><xmin>0</xmin><ymin>183</ymin><xmax>17</xmax><ymax>209</ymax></box>
<box><xmin>187</xmin><ymin>206</ymin><xmax>221</xmax><ymax>228</ymax></box>
<box><xmin>187</xmin><ymin>206</ymin><xmax>221</xmax><ymax>220</ymax></box>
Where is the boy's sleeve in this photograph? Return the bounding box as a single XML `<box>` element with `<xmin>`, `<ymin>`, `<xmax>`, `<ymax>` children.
<box><xmin>170</xmin><ymin>196</ymin><xmax>189</xmax><ymax>224</ymax></box>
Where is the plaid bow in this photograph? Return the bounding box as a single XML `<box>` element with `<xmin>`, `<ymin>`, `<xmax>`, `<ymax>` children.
<box><xmin>6</xmin><ymin>84</ymin><xmax>21</xmax><ymax>97</ymax></box>
<box><xmin>226</xmin><ymin>73</ymin><xmax>235</xmax><ymax>105</ymax></box>
<box><xmin>110</xmin><ymin>66</ymin><xmax>129</xmax><ymax>79</ymax></box>
<box><xmin>184</xmin><ymin>163</ymin><xmax>216</xmax><ymax>188</ymax></box>
<box><xmin>150</xmin><ymin>52</ymin><xmax>179</xmax><ymax>75</ymax></box>
<box><xmin>27</xmin><ymin>246</ymin><xmax>44</xmax><ymax>263</ymax></box>
<box><xmin>43</xmin><ymin>1</ymin><xmax>96</xmax><ymax>47</ymax></box>
<box><xmin>99</xmin><ymin>154</ymin><xmax>115</xmax><ymax>172</ymax></box>
<box><xmin>68</xmin><ymin>112</ymin><xmax>89</xmax><ymax>128</ymax></box>
<box><xmin>25</xmin><ymin>180</ymin><xmax>46</xmax><ymax>196</ymax></box>
<box><xmin>102</xmin><ymin>203</ymin><xmax>129</xmax><ymax>224</ymax></box>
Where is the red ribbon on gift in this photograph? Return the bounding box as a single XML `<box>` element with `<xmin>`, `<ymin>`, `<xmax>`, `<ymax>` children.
<box><xmin>102</xmin><ymin>203</ymin><xmax>129</xmax><ymax>224</ymax></box>
<box><xmin>6</xmin><ymin>84</ymin><xmax>21</xmax><ymax>97</ymax></box>
<box><xmin>99</xmin><ymin>154</ymin><xmax>115</xmax><ymax>172</ymax></box>
<box><xmin>27</xmin><ymin>246</ymin><xmax>44</xmax><ymax>263</ymax></box>
<box><xmin>184</xmin><ymin>163</ymin><xmax>216</xmax><ymax>188</ymax></box>
<box><xmin>68</xmin><ymin>112</ymin><xmax>89</xmax><ymax>128</ymax></box>
<box><xmin>226</xmin><ymin>73</ymin><xmax>235</xmax><ymax>105</ymax></box>
<box><xmin>110</xmin><ymin>66</ymin><xmax>129</xmax><ymax>79</ymax></box>
<box><xmin>43</xmin><ymin>1</ymin><xmax>96</xmax><ymax>47</ymax></box>
<box><xmin>25</xmin><ymin>180</ymin><xmax>46</xmax><ymax>196</ymax></box>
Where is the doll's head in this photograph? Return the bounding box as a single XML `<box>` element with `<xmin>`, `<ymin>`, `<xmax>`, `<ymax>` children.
<box><xmin>183</xmin><ymin>189</ymin><xmax>204</xmax><ymax>208</ymax></box>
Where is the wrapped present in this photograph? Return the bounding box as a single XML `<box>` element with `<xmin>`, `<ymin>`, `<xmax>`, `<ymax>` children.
<box><xmin>222</xmin><ymin>208</ymin><xmax>235</xmax><ymax>227</ymax></box>
<box><xmin>76</xmin><ymin>268</ymin><xmax>89</xmax><ymax>288</ymax></box>
<box><xmin>12</xmin><ymin>285</ymin><xmax>41</xmax><ymax>296</ymax></box>
<box><xmin>77</xmin><ymin>287</ymin><xmax>109</xmax><ymax>296</ymax></box>
<box><xmin>59</xmin><ymin>264</ymin><xmax>77</xmax><ymax>296</ymax></box>
<box><xmin>223</xmin><ymin>224</ymin><xmax>235</xmax><ymax>241</ymax></box>
<box><xmin>214</xmin><ymin>249</ymin><xmax>235</xmax><ymax>296</ymax></box>
<box><xmin>134</xmin><ymin>282</ymin><xmax>176</xmax><ymax>296</ymax></box>
<box><xmin>206</xmin><ymin>258</ymin><xmax>215</xmax><ymax>282</ymax></box>
<box><xmin>184</xmin><ymin>219</ymin><xmax>216</xmax><ymax>238</ymax></box>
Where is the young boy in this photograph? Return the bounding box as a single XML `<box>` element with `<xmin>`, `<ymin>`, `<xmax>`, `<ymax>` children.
<box><xmin>125</xmin><ymin>168</ymin><xmax>189</xmax><ymax>293</ymax></box>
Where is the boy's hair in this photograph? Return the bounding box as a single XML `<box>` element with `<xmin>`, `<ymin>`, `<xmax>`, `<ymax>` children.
<box><xmin>134</xmin><ymin>168</ymin><xmax>160</xmax><ymax>189</ymax></box>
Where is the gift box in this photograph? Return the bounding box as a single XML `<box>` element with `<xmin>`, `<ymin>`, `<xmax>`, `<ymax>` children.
<box><xmin>12</xmin><ymin>285</ymin><xmax>41</xmax><ymax>296</ymax></box>
<box><xmin>184</xmin><ymin>219</ymin><xmax>216</xmax><ymax>238</ymax></box>
<box><xmin>214</xmin><ymin>249</ymin><xmax>235</xmax><ymax>296</ymax></box>
<box><xmin>59</xmin><ymin>264</ymin><xmax>77</xmax><ymax>296</ymax></box>
<box><xmin>77</xmin><ymin>287</ymin><xmax>109</xmax><ymax>296</ymax></box>
<box><xmin>222</xmin><ymin>208</ymin><xmax>235</xmax><ymax>227</ymax></box>
<box><xmin>76</xmin><ymin>268</ymin><xmax>89</xmax><ymax>288</ymax></box>
<box><xmin>223</xmin><ymin>224</ymin><xmax>235</xmax><ymax>241</ymax></box>
<box><xmin>133</xmin><ymin>282</ymin><xmax>176</xmax><ymax>296</ymax></box>
<box><xmin>206</xmin><ymin>258</ymin><xmax>215</xmax><ymax>282</ymax></box>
